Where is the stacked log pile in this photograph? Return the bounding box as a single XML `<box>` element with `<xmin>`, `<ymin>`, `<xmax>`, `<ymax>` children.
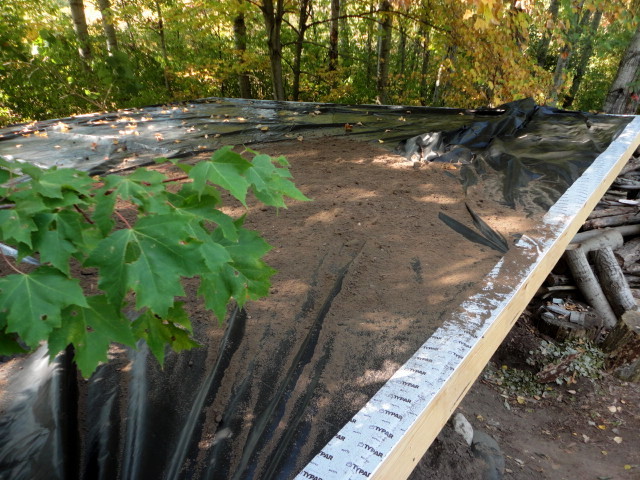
<box><xmin>536</xmin><ymin>148</ymin><xmax>640</xmax><ymax>382</ymax></box>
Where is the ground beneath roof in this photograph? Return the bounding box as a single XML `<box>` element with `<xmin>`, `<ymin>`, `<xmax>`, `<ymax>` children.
<box><xmin>411</xmin><ymin>314</ymin><xmax>640</xmax><ymax>480</ymax></box>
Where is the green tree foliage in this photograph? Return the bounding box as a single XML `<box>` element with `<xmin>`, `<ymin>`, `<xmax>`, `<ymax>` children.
<box><xmin>0</xmin><ymin>0</ymin><xmax>639</xmax><ymax>125</ymax></box>
<box><xmin>0</xmin><ymin>148</ymin><xmax>309</xmax><ymax>376</ymax></box>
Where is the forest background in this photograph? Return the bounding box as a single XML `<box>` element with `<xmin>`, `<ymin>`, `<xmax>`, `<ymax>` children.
<box><xmin>0</xmin><ymin>0</ymin><xmax>639</xmax><ymax>128</ymax></box>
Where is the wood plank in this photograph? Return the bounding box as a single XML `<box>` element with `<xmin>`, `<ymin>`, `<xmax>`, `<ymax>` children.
<box><xmin>295</xmin><ymin>116</ymin><xmax>640</xmax><ymax>480</ymax></box>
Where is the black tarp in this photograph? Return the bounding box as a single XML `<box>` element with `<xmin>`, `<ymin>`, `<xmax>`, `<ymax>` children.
<box><xmin>0</xmin><ymin>98</ymin><xmax>633</xmax><ymax>480</ymax></box>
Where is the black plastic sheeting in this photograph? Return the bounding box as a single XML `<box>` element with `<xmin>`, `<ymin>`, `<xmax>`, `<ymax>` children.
<box><xmin>0</xmin><ymin>97</ymin><xmax>629</xmax><ymax>212</ymax></box>
<box><xmin>0</xmin><ymin>98</ymin><xmax>633</xmax><ymax>480</ymax></box>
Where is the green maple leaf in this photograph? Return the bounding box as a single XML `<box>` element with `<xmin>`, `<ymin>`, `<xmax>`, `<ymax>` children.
<box><xmin>169</xmin><ymin>184</ymin><xmax>222</xmax><ymax>221</ymax></box>
<box><xmin>85</xmin><ymin>228</ymin><xmax>133</xmax><ymax>305</ymax></box>
<box><xmin>0</xmin><ymin>330</ymin><xmax>28</xmax><ymax>355</ymax></box>
<box><xmin>199</xmin><ymin>227</ymin><xmax>274</xmax><ymax>321</ymax></box>
<box><xmin>100</xmin><ymin>168</ymin><xmax>168</xmax><ymax>213</ymax></box>
<box><xmin>0</xmin><ymin>267</ymin><xmax>88</xmax><ymax>348</ymax></box>
<box><xmin>127</xmin><ymin>214</ymin><xmax>201</xmax><ymax>316</ymax></box>
<box><xmin>31</xmin><ymin>167</ymin><xmax>92</xmax><ymax>200</ymax></box>
<box><xmin>198</xmin><ymin>264</ymin><xmax>244</xmax><ymax>322</ymax></box>
<box><xmin>48</xmin><ymin>295</ymin><xmax>136</xmax><ymax>377</ymax></box>
<box><xmin>0</xmin><ymin>209</ymin><xmax>37</xmax><ymax>247</ymax></box>
<box><xmin>7</xmin><ymin>188</ymin><xmax>48</xmax><ymax>215</ymax></box>
<box><xmin>190</xmin><ymin>146</ymin><xmax>252</xmax><ymax>205</ymax></box>
<box><xmin>92</xmin><ymin>189</ymin><xmax>117</xmax><ymax>235</ymax></box>
<box><xmin>246</xmin><ymin>154</ymin><xmax>309</xmax><ymax>207</ymax></box>
<box><xmin>132</xmin><ymin>303</ymin><xmax>200</xmax><ymax>365</ymax></box>
<box><xmin>32</xmin><ymin>211</ymin><xmax>84</xmax><ymax>274</ymax></box>
<box><xmin>87</xmin><ymin>214</ymin><xmax>201</xmax><ymax>316</ymax></box>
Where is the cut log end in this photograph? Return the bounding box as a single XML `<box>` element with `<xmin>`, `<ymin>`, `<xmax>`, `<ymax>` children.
<box><xmin>603</xmin><ymin>311</ymin><xmax>640</xmax><ymax>382</ymax></box>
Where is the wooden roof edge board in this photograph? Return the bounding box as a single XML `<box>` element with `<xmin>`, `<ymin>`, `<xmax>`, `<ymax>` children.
<box><xmin>295</xmin><ymin>116</ymin><xmax>640</xmax><ymax>480</ymax></box>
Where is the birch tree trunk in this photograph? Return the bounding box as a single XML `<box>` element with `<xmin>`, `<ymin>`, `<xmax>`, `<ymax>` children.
<box><xmin>603</xmin><ymin>24</ymin><xmax>640</xmax><ymax>114</ymax></box>
<box><xmin>97</xmin><ymin>0</ymin><xmax>118</xmax><ymax>55</ymax></box>
<box><xmin>69</xmin><ymin>0</ymin><xmax>92</xmax><ymax>62</ymax></box>
<box><xmin>376</xmin><ymin>0</ymin><xmax>392</xmax><ymax>105</ymax></box>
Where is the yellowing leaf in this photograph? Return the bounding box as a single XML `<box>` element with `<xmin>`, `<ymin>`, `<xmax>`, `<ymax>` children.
<box><xmin>473</xmin><ymin>18</ymin><xmax>487</xmax><ymax>30</ymax></box>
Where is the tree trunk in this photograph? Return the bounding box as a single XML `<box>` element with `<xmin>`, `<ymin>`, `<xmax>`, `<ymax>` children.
<box><xmin>292</xmin><ymin>0</ymin><xmax>310</xmax><ymax>100</ymax></box>
<box><xmin>118</xmin><ymin>0</ymin><xmax>137</xmax><ymax>50</ymax></box>
<box><xmin>154</xmin><ymin>0</ymin><xmax>172</xmax><ymax>95</ymax></box>
<box><xmin>603</xmin><ymin>24</ymin><xmax>640</xmax><ymax>114</ymax></box>
<box><xmin>432</xmin><ymin>46</ymin><xmax>455</xmax><ymax>107</ymax></box>
<box><xmin>398</xmin><ymin>24</ymin><xmax>406</xmax><ymax>76</ymax></box>
<box><xmin>233</xmin><ymin>2</ymin><xmax>252</xmax><ymax>99</ymax></box>
<box><xmin>69</xmin><ymin>0</ymin><xmax>92</xmax><ymax>62</ymax></box>
<box><xmin>550</xmin><ymin>1</ymin><xmax>587</xmax><ymax>105</ymax></box>
<box><xmin>537</xmin><ymin>0</ymin><xmax>560</xmax><ymax>67</ymax></box>
<box><xmin>563</xmin><ymin>9</ymin><xmax>602</xmax><ymax>108</ymax></box>
<box><xmin>260</xmin><ymin>0</ymin><xmax>286</xmax><ymax>101</ymax></box>
<box><xmin>376</xmin><ymin>0</ymin><xmax>392</xmax><ymax>105</ymax></box>
<box><xmin>97</xmin><ymin>0</ymin><xmax>118</xmax><ymax>55</ymax></box>
<box><xmin>365</xmin><ymin>1</ymin><xmax>375</xmax><ymax>85</ymax></box>
<box><xmin>328</xmin><ymin>0</ymin><xmax>340</xmax><ymax>71</ymax></box>
<box><xmin>419</xmin><ymin>26</ymin><xmax>431</xmax><ymax>104</ymax></box>
<box><xmin>550</xmin><ymin>46</ymin><xmax>572</xmax><ymax>105</ymax></box>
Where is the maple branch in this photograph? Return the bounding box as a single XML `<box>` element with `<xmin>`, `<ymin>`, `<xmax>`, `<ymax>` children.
<box><xmin>74</xmin><ymin>204</ymin><xmax>95</xmax><ymax>224</ymax></box>
<box><xmin>1</xmin><ymin>249</ymin><xmax>25</xmax><ymax>275</ymax></box>
<box><xmin>115</xmin><ymin>210</ymin><xmax>133</xmax><ymax>229</ymax></box>
<box><xmin>0</xmin><ymin>203</ymin><xmax>16</xmax><ymax>209</ymax></box>
<box><xmin>162</xmin><ymin>175</ymin><xmax>190</xmax><ymax>183</ymax></box>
